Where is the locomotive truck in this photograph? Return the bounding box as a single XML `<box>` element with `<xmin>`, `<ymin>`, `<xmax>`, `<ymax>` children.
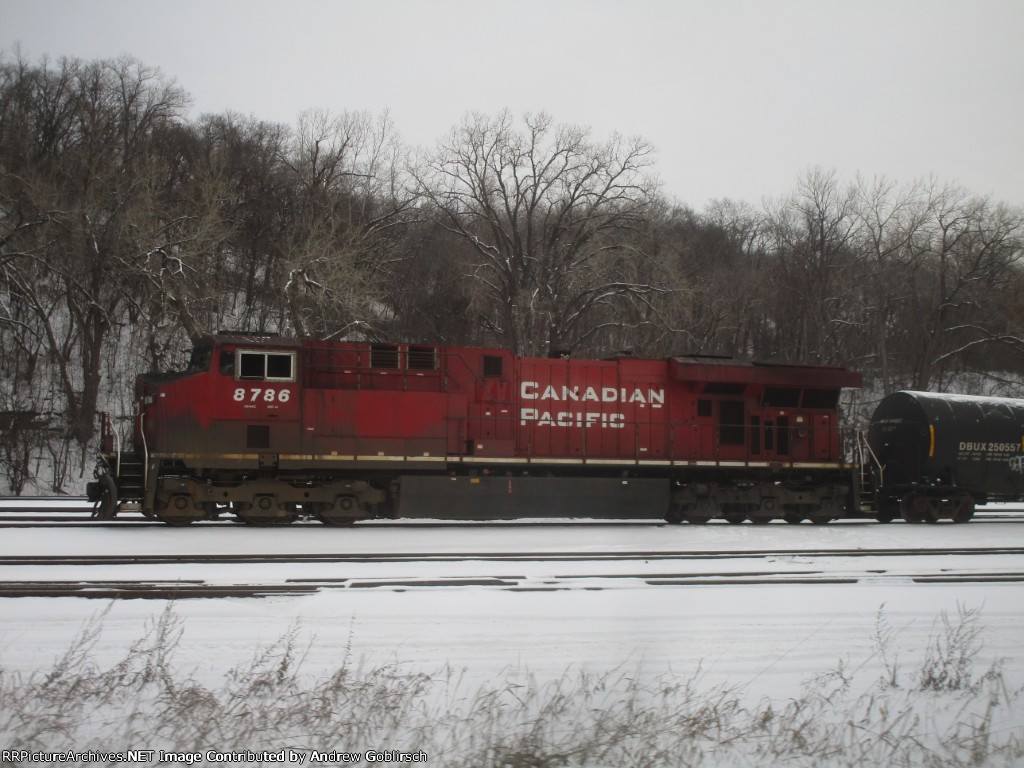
<box><xmin>86</xmin><ymin>333</ymin><xmax>1024</xmax><ymax>525</ymax></box>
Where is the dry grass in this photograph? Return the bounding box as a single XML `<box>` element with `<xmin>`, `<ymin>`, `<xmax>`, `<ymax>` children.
<box><xmin>1</xmin><ymin>604</ymin><xmax>1022</xmax><ymax>767</ymax></box>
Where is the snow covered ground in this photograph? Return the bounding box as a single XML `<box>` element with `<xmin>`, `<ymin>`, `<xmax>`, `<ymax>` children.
<box><xmin>1</xmin><ymin>510</ymin><xmax>1023</xmax><ymax>764</ymax></box>
<box><xmin>0</xmin><ymin>516</ymin><xmax>1022</xmax><ymax>699</ymax></box>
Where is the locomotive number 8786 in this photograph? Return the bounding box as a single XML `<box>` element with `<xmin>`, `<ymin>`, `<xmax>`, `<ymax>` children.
<box><xmin>88</xmin><ymin>333</ymin><xmax>864</xmax><ymax>526</ymax></box>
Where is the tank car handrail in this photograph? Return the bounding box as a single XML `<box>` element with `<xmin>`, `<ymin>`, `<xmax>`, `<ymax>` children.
<box><xmin>857</xmin><ymin>429</ymin><xmax>883</xmax><ymax>486</ymax></box>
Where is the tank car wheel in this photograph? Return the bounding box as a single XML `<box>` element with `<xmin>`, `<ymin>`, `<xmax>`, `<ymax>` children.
<box><xmin>900</xmin><ymin>493</ymin><xmax>929</xmax><ymax>524</ymax></box>
<box><xmin>783</xmin><ymin>512</ymin><xmax>804</xmax><ymax>524</ymax></box>
<box><xmin>875</xmin><ymin>496</ymin><xmax>900</xmax><ymax>523</ymax></box>
<box><xmin>685</xmin><ymin>514</ymin><xmax>711</xmax><ymax>524</ymax></box>
<box><xmin>951</xmin><ymin>494</ymin><xmax>975</xmax><ymax>524</ymax></box>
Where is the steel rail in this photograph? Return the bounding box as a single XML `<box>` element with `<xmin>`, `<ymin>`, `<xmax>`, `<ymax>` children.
<box><xmin>2</xmin><ymin>569</ymin><xmax>1023</xmax><ymax>600</ymax></box>
<box><xmin>0</xmin><ymin>512</ymin><xmax>1023</xmax><ymax>527</ymax></box>
<box><xmin>2</xmin><ymin>546</ymin><xmax>1024</xmax><ymax>567</ymax></box>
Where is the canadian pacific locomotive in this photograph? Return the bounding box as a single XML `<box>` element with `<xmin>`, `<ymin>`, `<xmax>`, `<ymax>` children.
<box><xmin>86</xmin><ymin>333</ymin><xmax>1024</xmax><ymax>525</ymax></box>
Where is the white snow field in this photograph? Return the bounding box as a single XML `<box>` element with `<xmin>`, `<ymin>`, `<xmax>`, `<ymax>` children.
<box><xmin>0</xmin><ymin>513</ymin><xmax>1022</xmax><ymax>765</ymax></box>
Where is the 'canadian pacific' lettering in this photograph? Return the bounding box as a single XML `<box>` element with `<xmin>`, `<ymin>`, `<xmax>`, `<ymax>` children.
<box><xmin>520</xmin><ymin>381</ymin><xmax>665</xmax><ymax>406</ymax></box>
<box><xmin>520</xmin><ymin>409</ymin><xmax>625</xmax><ymax>428</ymax></box>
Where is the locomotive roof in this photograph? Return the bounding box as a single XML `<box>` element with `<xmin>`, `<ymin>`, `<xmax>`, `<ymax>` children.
<box><xmin>206</xmin><ymin>333</ymin><xmax>302</xmax><ymax>347</ymax></box>
<box><xmin>197</xmin><ymin>335</ymin><xmax>862</xmax><ymax>389</ymax></box>
<box><xmin>671</xmin><ymin>356</ymin><xmax>862</xmax><ymax>389</ymax></box>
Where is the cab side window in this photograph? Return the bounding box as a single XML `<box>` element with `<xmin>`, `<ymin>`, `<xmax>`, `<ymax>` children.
<box><xmin>483</xmin><ymin>355</ymin><xmax>504</xmax><ymax>377</ymax></box>
<box><xmin>237</xmin><ymin>350</ymin><xmax>295</xmax><ymax>381</ymax></box>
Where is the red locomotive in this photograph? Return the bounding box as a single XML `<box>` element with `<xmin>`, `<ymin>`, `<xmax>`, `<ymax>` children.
<box><xmin>89</xmin><ymin>334</ymin><xmax>863</xmax><ymax>525</ymax></box>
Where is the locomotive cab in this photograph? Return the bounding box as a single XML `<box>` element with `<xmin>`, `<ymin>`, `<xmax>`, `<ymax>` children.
<box><xmin>134</xmin><ymin>335</ymin><xmax>301</xmax><ymax>459</ymax></box>
<box><xmin>92</xmin><ymin>335</ymin><xmax>305</xmax><ymax>523</ymax></box>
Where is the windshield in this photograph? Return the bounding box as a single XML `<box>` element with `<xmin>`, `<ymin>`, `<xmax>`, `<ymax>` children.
<box><xmin>187</xmin><ymin>343</ymin><xmax>213</xmax><ymax>373</ymax></box>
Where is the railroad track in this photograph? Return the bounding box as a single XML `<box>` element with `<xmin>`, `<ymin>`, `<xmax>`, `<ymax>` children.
<box><xmin>3</xmin><ymin>496</ymin><xmax>1024</xmax><ymax>527</ymax></box>
<box><xmin>2</xmin><ymin>546</ymin><xmax>1023</xmax><ymax>599</ymax></box>
<box><xmin>1</xmin><ymin>510</ymin><xmax>1024</xmax><ymax>527</ymax></box>
<box><xmin>3</xmin><ymin>498</ymin><xmax>1022</xmax><ymax>600</ymax></box>
<box><xmin>2</xmin><ymin>570</ymin><xmax>1023</xmax><ymax>599</ymax></box>
<box><xmin>3</xmin><ymin>546</ymin><xmax>1024</xmax><ymax>565</ymax></box>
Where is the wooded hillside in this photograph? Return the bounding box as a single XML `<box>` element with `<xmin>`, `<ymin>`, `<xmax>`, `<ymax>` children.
<box><xmin>2</xmin><ymin>54</ymin><xmax>1022</xmax><ymax>493</ymax></box>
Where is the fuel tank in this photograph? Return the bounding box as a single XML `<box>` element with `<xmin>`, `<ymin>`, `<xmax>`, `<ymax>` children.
<box><xmin>868</xmin><ymin>390</ymin><xmax>1024</xmax><ymax>500</ymax></box>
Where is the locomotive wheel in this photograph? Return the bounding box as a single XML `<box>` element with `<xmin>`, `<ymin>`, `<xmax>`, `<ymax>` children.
<box><xmin>155</xmin><ymin>494</ymin><xmax>201</xmax><ymax>526</ymax></box>
<box><xmin>237</xmin><ymin>496</ymin><xmax>292</xmax><ymax>526</ymax></box>
<box><xmin>722</xmin><ymin>506</ymin><xmax>746</xmax><ymax>525</ymax></box>
<box><xmin>783</xmin><ymin>512</ymin><xmax>804</xmax><ymax>524</ymax></box>
<box><xmin>318</xmin><ymin>510</ymin><xmax>358</xmax><ymax>526</ymax></box>
<box><xmin>810</xmin><ymin>498</ymin><xmax>837</xmax><ymax>525</ymax></box>
<box><xmin>684</xmin><ymin>497</ymin><xmax>716</xmax><ymax>524</ymax></box>
<box><xmin>665</xmin><ymin>504</ymin><xmax>685</xmax><ymax>525</ymax></box>
<box><xmin>755</xmin><ymin>497</ymin><xmax>779</xmax><ymax>523</ymax></box>
<box><xmin>318</xmin><ymin>495</ymin><xmax>360</xmax><ymax>526</ymax></box>
<box><xmin>237</xmin><ymin>511</ymin><xmax>286</xmax><ymax>526</ymax></box>
<box><xmin>156</xmin><ymin>511</ymin><xmax>196</xmax><ymax>526</ymax></box>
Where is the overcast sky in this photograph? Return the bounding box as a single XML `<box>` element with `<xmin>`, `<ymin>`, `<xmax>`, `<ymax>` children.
<box><xmin>5</xmin><ymin>0</ymin><xmax>1023</xmax><ymax>208</ymax></box>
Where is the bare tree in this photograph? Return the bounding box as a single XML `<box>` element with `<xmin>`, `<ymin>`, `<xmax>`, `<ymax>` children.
<box><xmin>0</xmin><ymin>53</ymin><xmax>188</xmax><ymax>453</ymax></box>
<box><xmin>909</xmin><ymin>186</ymin><xmax>1024</xmax><ymax>388</ymax></box>
<box><xmin>415</xmin><ymin>111</ymin><xmax>660</xmax><ymax>356</ymax></box>
<box><xmin>278</xmin><ymin>108</ymin><xmax>416</xmax><ymax>338</ymax></box>
<box><xmin>851</xmin><ymin>175</ymin><xmax>933</xmax><ymax>393</ymax></box>
<box><xmin>761</xmin><ymin>168</ymin><xmax>862</xmax><ymax>364</ymax></box>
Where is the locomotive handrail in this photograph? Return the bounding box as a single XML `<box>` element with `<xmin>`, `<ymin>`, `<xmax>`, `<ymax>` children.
<box><xmin>111</xmin><ymin>415</ymin><xmax>121</xmax><ymax>479</ymax></box>
<box><xmin>139</xmin><ymin>409</ymin><xmax>149</xmax><ymax>493</ymax></box>
<box><xmin>99</xmin><ymin>411</ymin><xmax>121</xmax><ymax>477</ymax></box>
<box><xmin>443</xmin><ymin>351</ymin><xmax>512</xmax><ymax>405</ymax></box>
